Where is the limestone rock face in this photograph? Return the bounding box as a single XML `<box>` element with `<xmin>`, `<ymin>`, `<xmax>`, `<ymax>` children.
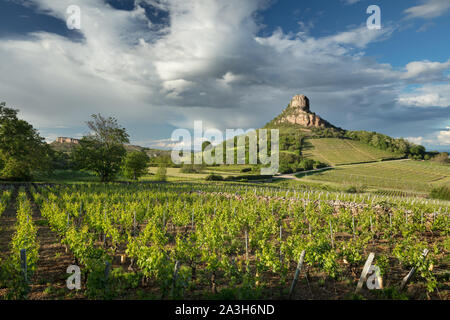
<box><xmin>274</xmin><ymin>94</ymin><xmax>333</xmax><ymax>128</ymax></box>
<box><xmin>289</xmin><ymin>94</ymin><xmax>310</xmax><ymax>112</ymax></box>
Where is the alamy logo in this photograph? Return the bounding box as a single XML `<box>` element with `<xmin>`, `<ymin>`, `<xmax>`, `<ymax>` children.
<box><xmin>66</xmin><ymin>265</ymin><xmax>81</xmax><ymax>290</ymax></box>
<box><xmin>356</xmin><ymin>253</ymin><xmax>383</xmax><ymax>293</ymax></box>
<box><xmin>366</xmin><ymin>265</ymin><xmax>382</xmax><ymax>290</ymax></box>
<box><xmin>171</xmin><ymin>121</ymin><xmax>279</xmax><ymax>175</ymax></box>
<box><xmin>366</xmin><ymin>5</ymin><xmax>381</xmax><ymax>30</ymax></box>
<box><xmin>66</xmin><ymin>5</ymin><xmax>81</xmax><ymax>30</ymax></box>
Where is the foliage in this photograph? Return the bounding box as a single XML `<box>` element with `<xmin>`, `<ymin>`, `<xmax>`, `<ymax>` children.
<box><xmin>393</xmin><ymin>239</ymin><xmax>437</xmax><ymax>292</ymax></box>
<box><xmin>123</xmin><ymin>151</ymin><xmax>150</xmax><ymax>181</ymax></box>
<box><xmin>279</xmin><ymin>152</ymin><xmax>327</xmax><ymax>174</ymax></box>
<box><xmin>345</xmin><ymin>184</ymin><xmax>367</xmax><ymax>194</ymax></box>
<box><xmin>0</xmin><ymin>188</ymin><xmax>12</xmax><ymax>216</ymax></box>
<box><xmin>0</xmin><ymin>102</ymin><xmax>52</xmax><ymax>180</ymax></box>
<box><xmin>345</xmin><ymin>130</ymin><xmax>412</xmax><ymax>156</ymax></box>
<box><xmin>72</xmin><ymin>114</ymin><xmax>129</xmax><ymax>182</ymax></box>
<box><xmin>23</xmin><ymin>183</ymin><xmax>450</xmax><ymax>300</ymax></box>
<box><xmin>429</xmin><ymin>186</ymin><xmax>450</xmax><ymax>200</ymax></box>
<box><xmin>205</xmin><ymin>174</ymin><xmax>224</xmax><ymax>181</ymax></box>
<box><xmin>51</xmin><ymin>150</ymin><xmax>73</xmax><ymax>170</ymax></box>
<box><xmin>0</xmin><ymin>188</ymin><xmax>39</xmax><ymax>298</ymax></box>
<box><xmin>430</xmin><ymin>152</ymin><xmax>449</xmax><ymax>164</ymax></box>
<box><xmin>156</xmin><ymin>163</ymin><xmax>167</xmax><ymax>182</ymax></box>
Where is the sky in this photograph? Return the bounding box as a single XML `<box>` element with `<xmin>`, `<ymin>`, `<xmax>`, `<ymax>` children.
<box><xmin>0</xmin><ymin>0</ymin><xmax>449</xmax><ymax>151</ymax></box>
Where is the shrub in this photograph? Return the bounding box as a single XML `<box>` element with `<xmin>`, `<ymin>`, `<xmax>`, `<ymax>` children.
<box><xmin>300</xmin><ymin>159</ymin><xmax>315</xmax><ymax>170</ymax></box>
<box><xmin>155</xmin><ymin>164</ymin><xmax>167</xmax><ymax>182</ymax></box>
<box><xmin>205</xmin><ymin>174</ymin><xmax>223</xmax><ymax>181</ymax></box>
<box><xmin>240</xmin><ymin>167</ymin><xmax>252</xmax><ymax>173</ymax></box>
<box><xmin>345</xmin><ymin>184</ymin><xmax>366</xmax><ymax>193</ymax></box>
<box><xmin>429</xmin><ymin>186</ymin><xmax>450</xmax><ymax>200</ymax></box>
<box><xmin>225</xmin><ymin>175</ymin><xmax>271</xmax><ymax>181</ymax></box>
<box><xmin>430</xmin><ymin>152</ymin><xmax>449</xmax><ymax>164</ymax></box>
<box><xmin>279</xmin><ymin>164</ymin><xmax>293</xmax><ymax>174</ymax></box>
<box><xmin>313</xmin><ymin>161</ymin><xmax>328</xmax><ymax>169</ymax></box>
<box><xmin>123</xmin><ymin>151</ymin><xmax>150</xmax><ymax>181</ymax></box>
<box><xmin>279</xmin><ymin>152</ymin><xmax>302</xmax><ymax>164</ymax></box>
<box><xmin>180</xmin><ymin>164</ymin><xmax>203</xmax><ymax>174</ymax></box>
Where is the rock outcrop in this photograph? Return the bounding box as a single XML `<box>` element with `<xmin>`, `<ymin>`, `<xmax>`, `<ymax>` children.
<box><xmin>289</xmin><ymin>94</ymin><xmax>310</xmax><ymax>112</ymax></box>
<box><xmin>273</xmin><ymin>94</ymin><xmax>333</xmax><ymax>128</ymax></box>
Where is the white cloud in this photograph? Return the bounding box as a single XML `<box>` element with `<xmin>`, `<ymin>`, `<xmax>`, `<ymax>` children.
<box><xmin>404</xmin><ymin>0</ymin><xmax>450</xmax><ymax>19</ymax></box>
<box><xmin>397</xmin><ymin>83</ymin><xmax>450</xmax><ymax>107</ymax></box>
<box><xmin>412</xmin><ymin>128</ymin><xmax>450</xmax><ymax>146</ymax></box>
<box><xmin>397</xmin><ymin>93</ymin><xmax>446</xmax><ymax>107</ymax></box>
<box><xmin>219</xmin><ymin>72</ymin><xmax>246</xmax><ymax>86</ymax></box>
<box><xmin>405</xmin><ymin>136</ymin><xmax>424</xmax><ymax>145</ymax></box>
<box><xmin>147</xmin><ymin>135</ymin><xmax>219</xmax><ymax>151</ymax></box>
<box><xmin>437</xmin><ymin>127</ymin><xmax>450</xmax><ymax>145</ymax></box>
<box><xmin>401</xmin><ymin>59</ymin><xmax>450</xmax><ymax>82</ymax></box>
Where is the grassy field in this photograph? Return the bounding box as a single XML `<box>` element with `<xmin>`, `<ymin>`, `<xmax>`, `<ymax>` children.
<box><xmin>296</xmin><ymin>160</ymin><xmax>450</xmax><ymax>193</ymax></box>
<box><xmin>35</xmin><ymin>170</ymin><xmax>98</xmax><ymax>183</ymax></box>
<box><xmin>302</xmin><ymin>138</ymin><xmax>403</xmax><ymax>165</ymax></box>
<box><xmin>32</xmin><ymin>160</ymin><xmax>449</xmax><ymax>196</ymax></box>
<box><xmin>145</xmin><ymin>167</ymin><xmax>241</xmax><ymax>181</ymax></box>
<box><xmin>33</xmin><ymin>167</ymin><xmax>259</xmax><ymax>184</ymax></box>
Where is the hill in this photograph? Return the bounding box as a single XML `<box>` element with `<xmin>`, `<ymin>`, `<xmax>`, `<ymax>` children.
<box><xmin>302</xmin><ymin>138</ymin><xmax>403</xmax><ymax>166</ymax></box>
<box><xmin>49</xmin><ymin>139</ymin><xmax>170</xmax><ymax>158</ymax></box>
<box><xmin>295</xmin><ymin>159</ymin><xmax>450</xmax><ymax>194</ymax></box>
<box><xmin>203</xmin><ymin>94</ymin><xmax>417</xmax><ymax>175</ymax></box>
<box><xmin>263</xmin><ymin>94</ymin><xmax>425</xmax><ymax>170</ymax></box>
<box><xmin>49</xmin><ymin>141</ymin><xmax>78</xmax><ymax>153</ymax></box>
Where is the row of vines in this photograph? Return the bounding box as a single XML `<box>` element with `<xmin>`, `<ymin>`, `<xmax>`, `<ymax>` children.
<box><xmin>27</xmin><ymin>182</ymin><xmax>449</xmax><ymax>299</ymax></box>
<box><xmin>0</xmin><ymin>187</ymin><xmax>12</xmax><ymax>216</ymax></box>
<box><xmin>0</xmin><ymin>187</ymin><xmax>39</xmax><ymax>299</ymax></box>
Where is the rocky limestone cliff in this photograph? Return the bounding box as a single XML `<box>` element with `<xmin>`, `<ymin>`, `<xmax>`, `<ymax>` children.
<box><xmin>289</xmin><ymin>94</ymin><xmax>310</xmax><ymax>112</ymax></box>
<box><xmin>273</xmin><ymin>94</ymin><xmax>333</xmax><ymax>128</ymax></box>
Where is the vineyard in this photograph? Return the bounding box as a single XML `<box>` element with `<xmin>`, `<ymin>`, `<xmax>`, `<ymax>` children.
<box><xmin>302</xmin><ymin>138</ymin><xmax>403</xmax><ymax>166</ymax></box>
<box><xmin>0</xmin><ymin>182</ymin><xmax>448</xmax><ymax>300</ymax></box>
<box><xmin>297</xmin><ymin>160</ymin><xmax>450</xmax><ymax>193</ymax></box>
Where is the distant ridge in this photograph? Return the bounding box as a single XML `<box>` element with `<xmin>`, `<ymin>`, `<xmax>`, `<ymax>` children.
<box><xmin>49</xmin><ymin>137</ymin><xmax>169</xmax><ymax>158</ymax></box>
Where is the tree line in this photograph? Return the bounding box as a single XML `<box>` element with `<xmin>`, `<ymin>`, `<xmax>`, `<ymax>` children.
<box><xmin>0</xmin><ymin>102</ymin><xmax>154</xmax><ymax>182</ymax></box>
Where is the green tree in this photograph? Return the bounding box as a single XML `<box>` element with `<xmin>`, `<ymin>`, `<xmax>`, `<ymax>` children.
<box><xmin>0</xmin><ymin>102</ymin><xmax>52</xmax><ymax>180</ymax></box>
<box><xmin>52</xmin><ymin>150</ymin><xmax>72</xmax><ymax>170</ymax></box>
<box><xmin>409</xmin><ymin>145</ymin><xmax>426</xmax><ymax>159</ymax></box>
<box><xmin>123</xmin><ymin>151</ymin><xmax>150</xmax><ymax>181</ymax></box>
<box><xmin>72</xmin><ymin>114</ymin><xmax>129</xmax><ymax>182</ymax></box>
<box><xmin>155</xmin><ymin>163</ymin><xmax>167</xmax><ymax>181</ymax></box>
<box><xmin>155</xmin><ymin>156</ymin><xmax>168</xmax><ymax>181</ymax></box>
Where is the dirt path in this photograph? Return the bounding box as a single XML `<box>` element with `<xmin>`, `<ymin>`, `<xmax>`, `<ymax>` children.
<box><xmin>0</xmin><ymin>186</ymin><xmax>18</xmax><ymax>260</ymax></box>
<box><xmin>25</xmin><ymin>187</ymin><xmax>76</xmax><ymax>300</ymax></box>
<box><xmin>276</xmin><ymin>166</ymin><xmax>333</xmax><ymax>181</ymax></box>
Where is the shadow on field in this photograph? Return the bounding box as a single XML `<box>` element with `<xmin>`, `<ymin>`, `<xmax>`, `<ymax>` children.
<box><xmin>295</xmin><ymin>167</ymin><xmax>334</xmax><ymax>178</ymax></box>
